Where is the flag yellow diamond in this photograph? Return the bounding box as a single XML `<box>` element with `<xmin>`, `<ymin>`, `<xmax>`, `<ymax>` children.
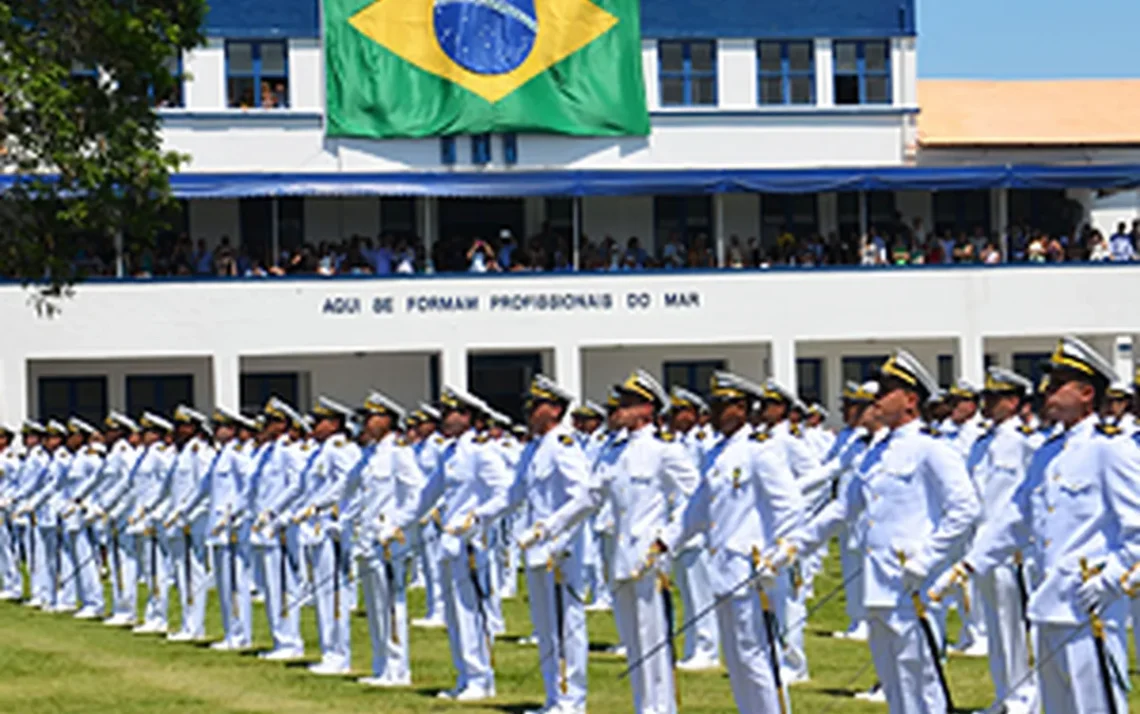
<box><xmin>350</xmin><ymin>0</ymin><xmax>619</xmax><ymax>104</ymax></box>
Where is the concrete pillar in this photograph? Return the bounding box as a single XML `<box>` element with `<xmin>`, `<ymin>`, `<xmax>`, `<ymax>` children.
<box><xmin>554</xmin><ymin>343</ymin><xmax>583</xmax><ymax>402</ymax></box>
<box><xmin>1113</xmin><ymin>336</ymin><xmax>1133</xmax><ymax>383</ymax></box>
<box><xmin>441</xmin><ymin>345</ymin><xmax>468</xmax><ymax>392</ymax></box>
<box><xmin>212</xmin><ymin>351</ymin><xmax>241</xmax><ymax>411</ymax></box>
<box><xmin>770</xmin><ymin>336</ymin><xmax>797</xmax><ymax>394</ymax></box>
<box><xmin>957</xmin><ymin>332</ymin><xmax>985</xmax><ymax>385</ymax></box>
<box><xmin>0</xmin><ymin>356</ymin><xmax>27</xmax><ymax>427</ymax></box>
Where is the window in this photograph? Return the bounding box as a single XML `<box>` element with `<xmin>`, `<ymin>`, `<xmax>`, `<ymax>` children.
<box><xmin>239</xmin><ymin>198</ymin><xmax>273</xmax><ymax>267</ymax></box>
<box><xmin>654</xmin><ymin>196</ymin><xmax>713</xmax><ymax>253</ymax></box>
<box><xmin>1009</xmin><ymin>190</ymin><xmax>1072</xmax><ymax>238</ymax></box>
<box><xmin>381</xmin><ymin>198</ymin><xmax>417</xmax><ymax>239</ymax></box>
<box><xmin>757</xmin><ymin>41</ymin><xmax>814</xmax><ymax>105</ymax></box>
<box><xmin>126</xmin><ymin>375</ymin><xmax>194</xmax><ymax>416</ymax></box>
<box><xmin>241</xmin><ymin>373</ymin><xmax>299</xmax><ymax>414</ymax></box>
<box><xmin>545</xmin><ymin>198</ymin><xmax>573</xmax><ymax>235</ymax></box>
<box><xmin>226</xmin><ymin>41</ymin><xmax>288</xmax><ymax>109</ymax></box>
<box><xmin>663</xmin><ymin>360</ymin><xmax>726</xmax><ymax>400</ymax></box>
<box><xmin>842</xmin><ymin>356</ymin><xmax>887</xmax><ymax>385</ymax></box>
<box><xmin>938</xmin><ymin>355</ymin><xmax>955</xmax><ymax>389</ymax></box>
<box><xmin>761</xmin><ymin>193</ymin><xmax>818</xmax><ymax>245</ymax></box>
<box><xmin>440</xmin><ymin>137</ymin><xmax>457</xmax><ymax>165</ymax></box>
<box><xmin>38</xmin><ymin>377</ymin><xmax>107</xmax><ymax>424</ymax></box>
<box><xmin>469</xmin><ymin>353</ymin><xmax>543</xmax><ymax>423</ymax></box>
<box><xmin>658</xmin><ymin>40</ymin><xmax>716</xmax><ymax>106</ymax></box>
<box><xmin>837</xmin><ymin>192</ymin><xmax>898</xmax><ymax>240</ymax></box>
<box><xmin>833</xmin><ymin>40</ymin><xmax>890</xmax><ymax>105</ymax></box>
<box><xmin>933</xmin><ymin>190</ymin><xmax>991</xmax><ymax>236</ymax></box>
<box><xmin>471</xmin><ymin>134</ymin><xmax>491</xmax><ymax>164</ymax></box>
<box><xmin>1013</xmin><ymin>352</ymin><xmax>1051</xmax><ymax>389</ymax></box>
<box><xmin>278</xmin><ymin>198</ymin><xmax>305</xmax><ymax>254</ymax></box>
<box><xmin>150</xmin><ymin>54</ymin><xmax>184</xmax><ymax>108</ymax></box>
<box><xmin>502</xmin><ymin>134</ymin><xmax>518</xmax><ymax>165</ymax></box>
<box><xmin>796</xmin><ymin>358</ymin><xmax>823</xmax><ymax>403</ymax></box>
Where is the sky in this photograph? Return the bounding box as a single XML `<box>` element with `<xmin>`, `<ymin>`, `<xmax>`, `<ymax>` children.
<box><xmin>919</xmin><ymin>0</ymin><xmax>1140</xmax><ymax>78</ymax></box>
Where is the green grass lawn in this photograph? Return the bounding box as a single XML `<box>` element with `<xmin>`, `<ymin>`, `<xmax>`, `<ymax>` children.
<box><xmin>1</xmin><ymin>548</ymin><xmax>1138</xmax><ymax>713</ymax></box>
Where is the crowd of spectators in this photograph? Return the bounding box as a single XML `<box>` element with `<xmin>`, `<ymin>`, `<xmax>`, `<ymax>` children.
<box><xmin>83</xmin><ymin>217</ymin><xmax>1140</xmax><ymax>279</ymax></box>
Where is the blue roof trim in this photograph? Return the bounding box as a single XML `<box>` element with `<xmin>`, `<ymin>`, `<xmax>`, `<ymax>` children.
<box><xmin>7</xmin><ymin>164</ymin><xmax>1140</xmax><ymax>198</ymax></box>
<box><xmin>650</xmin><ymin>107</ymin><xmax>920</xmax><ymax>119</ymax></box>
<box><xmin>203</xmin><ymin>0</ymin><xmax>914</xmax><ymax>40</ymax></box>
<box><xmin>19</xmin><ymin>259</ymin><xmax>1137</xmax><ymax>289</ymax></box>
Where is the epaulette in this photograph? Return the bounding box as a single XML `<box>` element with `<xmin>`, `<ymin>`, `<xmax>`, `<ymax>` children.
<box><xmin>332</xmin><ymin>436</ymin><xmax>346</xmax><ymax>448</ymax></box>
<box><xmin>396</xmin><ymin>436</ymin><xmax>409</xmax><ymax>447</ymax></box>
<box><xmin>1018</xmin><ymin>424</ymin><xmax>1035</xmax><ymax>435</ymax></box>
<box><xmin>596</xmin><ymin>433</ymin><xmax>606</xmax><ymax>441</ymax></box>
<box><xmin>157</xmin><ymin>444</ymin><xmax>168</xmax><ymax>452</ymax></box>
<box><xmin>789</xmin><ymin>423</ymin><xmax>802</xmax><ymax>437</ymax></box>
<box><xmin>558</xmin><ymin>434</ymin><xmax>574</xmax><ymax>446</ymax></box>
<box><xmin>434</xmin><ymin>436</ymin><xmax>445</xmax><ymax>445</ymax></box>
<box><xmin>751</xmin><ymin>431</ymin><xmax>771</xmax><ymax>443</ymax></box>
<box><xmin>656</xmin><ymin>431</ymin><xmax>675</xmax><ymax>443</ymax></box>
<box><xmin>920</xmin><ymin>425</ymin><xmax>940</xmax><ymax>437</ymax></box>
<box><xmin>694</xmin><ymin>431</ymin><xmax>705</xmax><ymax>440</ymax></box>
<box><xmin>300</xmin><ymin>442</ymin><xmax>312</xmax><ymax>452</ymax></box>
<box><xmin>474</xmin><ymin>433</ymin><xmax>490</xmax><ymax>444</ymax></box>
<box><xmin>234</xmin><ymin>443</ymin><xmax>243</xmax><ymax>453</ymax></box>
<box><xmin>1097</xmin><ymin>421</ymin><xmax>1123</xmax><ymax>437</ymax></box>
<box><xmin>86</xmin><ymin>447</ymin><xmax>101</xmax><ymax>456</ymax></box>
<box><xmin>191</xmin><ymin>443</ymin><xmax>199</xmax><ymax>453</ymax></box>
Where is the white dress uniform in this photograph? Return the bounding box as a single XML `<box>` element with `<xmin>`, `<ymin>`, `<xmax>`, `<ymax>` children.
<box><xmin>247</xmin><ymin>399</ymin><xmax>307</xmax><ymax>658</ymax></box>
<box><xmin>580</xmin><ymin>424</ymin><xmax>613</xmax><ymax>611</ymax></box>
<box><xmin>800</xmin><ymin>351</ymin><xmax>981</xmax><ymax>714</ymax></box>
<box><xmin>98</xmin><ymin>417</ymin><xmax>144</xmax><ymax>625</ymax></box>
<box><xmin>30</xmin><ymin>427</ymin><xmax>74</xmax><ymax>611</ymax></box>
<box><xmin>181</xmin><ymin>408</ymin><xmax>254</xmax><ymax>649</ymax></box>
<box><xmin>510</xmin><ymin>375</ymin><xmax>593</xmax><ymax>714</ymax></box>
<box><xmin>10</xmin><ymin>424</ymin><xmax>51</xmax><ymax>605</ymax></box>
<box><xmin>493</xmin><ymin>426</ymin><xmax>523</xmax><ymax>602</ymax></box>
<box><xmin>483</xmin><ymin>415</ymin><xmax>519</xmax><ymax>635</ymax></box>
<box><xmin>59</xmin><ymin>421</ymin><xmax>107</xmax><ymax>618</ymax></box>
<box><xmin>159</xmin><ymin>413</ymin><xmax>216</xmax><ymax>641</ymax></box>
<box><xmin>415</xmin><ymin>387</ymin><xmax>512</xmax><ymax>701</ymax></box>
<box><xmin>666</xmin><ymin>371</ymin><xmax>805</xmax><ymax>713</ymax></box>
<box><xmin>0</xmin><ymin>439</ymin><xmax>23</xmax><ymax>599</ymax></box>
<box><xmin>354</xmin><ymin>401</ymin><xmax>426</xmax><ymax>687</ymax></box>
<box><xmin>542</xmin><ymin>370</ymin><xmax>699</xmax><ymax>714</ymax></box>
<box><xmin>669</xmin><ymin>421</ymin><xmax>719</xmax><ymax>669</ymax></box>
<box><xmin>952</xmin><ymin>338</ymin><xmax>1140</xmax><ymax>714</ymax></box>
<box><xmin>292</xmin><ymin>398</ymin><xmax>362</xmax><ymax>674</ymax></box>
<box><xmin>129</xmin><ymin>415</ymin><xmax>178</xmax><ymax>633</ymax></box>
<box><xmin>411</xmin><ymin>425</ymin><xmax>446</xmax><ymax>627</ymax></box>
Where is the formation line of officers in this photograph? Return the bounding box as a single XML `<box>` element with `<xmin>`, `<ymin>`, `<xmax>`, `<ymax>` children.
<box><xmin>2</xmin><ymin>335</ymin><xmax>1140</xmax><ymax>713</ymax></box>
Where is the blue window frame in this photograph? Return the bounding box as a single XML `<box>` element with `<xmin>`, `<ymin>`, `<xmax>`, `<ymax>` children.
<box><xmin>38</xmin><ymin>377</ymin><xmax>107</xmax><ymax>425</ymax></box>
<box><xmin>654</xmin><ymin>196</ymin><xmax>713</xmax><ymax>254</ymax></box>
<box><xmin>658</xmin><ymin>40</ymin><xmax>716</xmax><ymax>107</ymax></box>
<box><xmin>502</xmin><ymin>134</ymin><xmax>518</xmax><ymax>166</ymax></box>
<box><xmin>440</xmin><ymin>137</ymin><xmax>457</xmax><ymax>165</ymax></box>
<box><xmin>241</xmin><ymin>372</ymin><xmax>299</xmax><ymax>414</ymax></box>
<box><xmin>934</xmin><ymin>190</ymin><xmax>992</xmax><ymax>237</ymax></box>
<box><xmin>842</xmin><ymin>356</ymin><xmax>887</xmax><ymax>384</ymax></box>
<box><xmin>757</xmin><ymin>41</ymin><xmax>814</xmax><ymax>105</ymax></box>
<box><xmin>469</xmin><ymin>353</ymin><xmax>543</xmax><ymax>423</ymax></box>
<box><xmin>760</xmin><ymin>193</ymin><xmax>819</xmax><ymax>245</ymax></box>
<box><xmin>796</xmin><ymin>358</ymin><xmax>823</xmax><ymax>403</ymax></box>
<box><xmin>833</xmin><ymin>40</ymin><xmax>890</xmax><ymax>105</ymax></box>
<box><xmin>663</xmin><ymin>360</ymin><xmax>725</xmax><ymax>400</ymax></box>
<box><xmin>126</xmin><ymin>375</ymin><xmax>194</xmax><ymax>416</ymax></box>
<box><xmin>471</xmin><ymin>134</ymin><xmax>492</xmax><ymax>165</ymax></box>
<box><xmin>938</xmin><ymin>355</ymin><xmax>955</xmax><ymax>389</ymax></box>
<box><xmin>225</xmin><ymin>40</ymin><xmax>288</xmax><ymax>109</ymax></box>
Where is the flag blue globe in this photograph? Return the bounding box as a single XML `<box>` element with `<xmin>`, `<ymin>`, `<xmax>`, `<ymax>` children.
<box><xmin>433</xmin><ymin>0</ymin><xmax>538</xmax><ymax>76</ymax></box>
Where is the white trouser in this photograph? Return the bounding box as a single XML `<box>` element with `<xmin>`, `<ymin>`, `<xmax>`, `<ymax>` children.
<box><xmin>839</xmin><ymin>533</ymin><xmax>865</xmax><ymax>627</ymax></box>
<box><xmin>867</xmin><ymin>607</ymin><xmax>948</xmax><ymax>714</ymax></box>
<box><xmin>673</xmin><ymin>547</ymin><xmax>719</xmax><ymax>662</ymax></box>
<box><xmin>420</xmin><ymin>526</ymin><xmax>444</xmax><ymax>620</ymax></box>
<box><xmin>47</xmin><ymin>526</ymin><xmax>76</xmax><ymax>608</ymax></box>
<box><xmin>69</xmin><ymin>526</ymin><xmax>104</xmax><ymax>611</ymax></box>
<box><xmin>501</xmin><ymin>519</ymin><xmax>518</xmax><ymax>598</ymax></box>
<box><xmin>776</xmin><ymin>568</ymin><xmax>808</xmax><ymax>678</ymax></box>
<box><xmin>0</xmin><ymin>518</ymin><xmax>19</xmax><ymax>595</ymax></box>
<box><xmin>307</xmin><ymin>538</ymin><xmax>352</xmax><ymax>665</ymax></box>
<box><xmin>258</xmin><ymin>541</ymin><xmax>302</xmax><ymax>653</ymax></box>
<box><xmin>484</xmin><ymin>529</ymin><xmax>504</xmax><ymax>635</ymax></box>
<box><xmin>441</xmin><ymin>550</ymin><xmax>495</xmax><ymax>693</ymax></box>
<box><xmin>107</xmin><ymin>529</ymin><xmax>137</xmax><ymax>619</ymax></box>
<box><xmin>213</xmin><ymin>541</ymin><xmax>252</xmax><ymax>646</ymax></box>
<box><xmin>141</xmin><ymin>532</ymin><xmax>170</xmax><ymax>627</ymax></box>
<box><xmin>360</xmin><ymin>547</ymin><xmax>409</xmax><ymax>680</ymax></box>
<box><xmin>527</xmin><ymin>564</ymin><xmax>588</xmax><ymax>711</ymax></box>
<box><xmin>956</xmin><ymin>576</ymin><xmax>987</xmax><ymax>645</ymax></box>
<box><xmin>169</xmin><ymin>529</ymin><xmax>208</xmax><ymax>637</ymax></box>
<box><xmin>977</xmin><ymin>565</ymin><xmax>1037</xmax><ymax>709</ymax></box>
<box><xmin>614</xmin><ymin>572</ymin><xmax>676</xmax><ymax>714</ymax></box>
<box><xmin>29</xmin><ymin>524</ymin><xmax>50</xmax><ymax>603</ymax></box>
<box><xmin>716</xmin><ymin>588</ymin><xmax>789</xmax><ymax>713</ymax></box>
<box><xmin>1038</xmin><ymin>621</ymin><xmax>1128</xmax><ymax>714</ymax></box>
<box><xmin>584</xmin><ymin>530</ymin><xmax>611</xmax><ymax>606</ymax></box>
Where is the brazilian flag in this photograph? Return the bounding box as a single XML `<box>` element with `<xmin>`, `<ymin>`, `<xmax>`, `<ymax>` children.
<box><xmin>324</xmin><ymin>0</ymin><xmax>650</xmax><ymax>138</ymax></box>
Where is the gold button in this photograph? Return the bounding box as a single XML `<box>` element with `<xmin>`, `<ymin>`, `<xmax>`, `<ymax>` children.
<box><xmin>867</xmin><ymin>519</ymin><xmax>875</xmax><ymax>527</ymax></box>
<box><xmin>1044</xmin><ymin>538</ymin><xmax>1052</xmax><ymax>547</ymax></box>
<box><xmin>1053</xmin><ymin>475</ymin><xmax>1060</xmax><ymax>482</ymax></box>
<box><xmin>1048</xmin><ymin>506</ymin><xmax>1055</xmax><ymax>514</ymax></box>
<box><xmin>873</xmin><ymin>494</ymin><xmax>880</xmax><ymax>501</ymax></box>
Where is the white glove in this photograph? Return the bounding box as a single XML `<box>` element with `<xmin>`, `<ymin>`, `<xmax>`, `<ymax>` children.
<box><xmin>1077</xmin><ymin>572</ymin><xmax>1122</xmax><ymax>614</ymax></box>
<box><xmin>927</xmin><ymin>562</ymin><xmax>970</xmax><ymax>603</ymax></box>
<box><xmin>84</xmin><ymin>502</ymin><xmax>106</xmax><ymax>523</ymax></box>
<box><xmin>378</xmin><ymin>524</ymin><xmax>405</xmax><ymax>548</ymax></box>
<box><xmin>518</xmin><ymin>522</ymin><xmax>546</xmax><ymax>550</ymax></box>
<box><xmin>901</xmin><ymin>558</ymin><xmax>929</xmax><ymax>594</ymax></box>
<box><xmin>754</xmin><ymin>561</ymin><xmax>778</xmax><ymax>593</ymax></box>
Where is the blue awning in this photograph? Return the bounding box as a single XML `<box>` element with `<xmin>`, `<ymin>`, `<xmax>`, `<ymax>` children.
<box><xmin>7</xmin><ymin>164</ymin><xmax>1140</xmax><ymax>198</ymax></box>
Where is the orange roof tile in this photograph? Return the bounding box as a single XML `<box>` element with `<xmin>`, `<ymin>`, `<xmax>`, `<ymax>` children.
<box><xmin>918</xmin><ymin>79</ymin><xmax>1140</xmax><ymax>146</ymax></box>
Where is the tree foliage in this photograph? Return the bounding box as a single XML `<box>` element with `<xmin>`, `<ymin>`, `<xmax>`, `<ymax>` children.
<box><xmin>0</xmin><ymin>0</ymin><xmax>206</xmax><ymax>300</ymax></box>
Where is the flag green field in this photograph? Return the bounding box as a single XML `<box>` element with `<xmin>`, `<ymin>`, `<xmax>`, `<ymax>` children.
<box><xmin>1</xmin><ymin>548</ymin><xmax>1137</xmax><ymax>713</ymax></box>
<box><xmin>324</xmin><ymin>0</ymin><xmax>651</xmax><ymax>138</ymax></box>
